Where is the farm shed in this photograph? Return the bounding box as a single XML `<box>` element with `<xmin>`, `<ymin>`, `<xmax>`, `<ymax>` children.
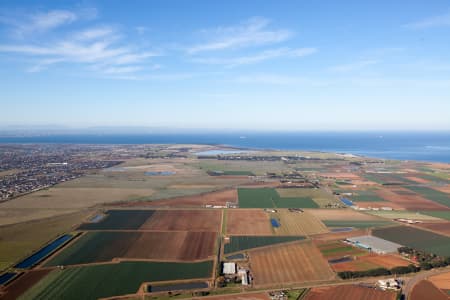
<box><xmin>223</xmin><ymin>262</ymin><xmax>236</xmax><ymax>275</ymax></box>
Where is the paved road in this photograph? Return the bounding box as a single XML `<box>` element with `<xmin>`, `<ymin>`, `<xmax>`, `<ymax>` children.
<box><xmin>403</xmin><ymin>266</ymin><xmax>450</xmax><ymax>299</ymax></box>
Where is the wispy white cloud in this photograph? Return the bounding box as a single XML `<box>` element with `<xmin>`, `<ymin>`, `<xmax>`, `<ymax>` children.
<box><xmin>0</xmin><ymin>12</ymin><xmax>160</xmax><ymax>76</ymax></box>
<box><xmin>192</xmin><ymin>47</ymin><xmax>316</xmax><ymax>67</ymax></box>
<box><xmin>404</xmin><ymin>12</ymin><xmax>450</xmax><ymax>29</ymax></box>
<box><xmin>187</xmin><ymin>17</ymin><xmax>293</xmax><ymax>54</ymax></box>
<box><xmin>0</xmin><ymin>9</ymin><xmax>85</xmax><ymax>38</ymax></box>
<box><xmin>329</xmin><ymin>60</ymin><xmax>378</xmax><ymax>72</ymax></box>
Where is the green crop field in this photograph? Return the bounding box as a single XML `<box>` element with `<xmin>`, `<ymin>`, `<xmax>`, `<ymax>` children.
<box><xmin>224</xmin><ymin>236</ymin><xmax>305</xmax><ymax>254</ymax></box>
<box><xmin>405</xmin><ymin>186</ymin><xmax>450</xmax><ymax>208</ymax></box>
<box><xmin>222</xmin><ymin>170</ymin><xmax>254</xmax><ymax>176</ymax></box>
<box><xmin>77</xmin><ymin>210</ymin><xmax>155</xmax><ymax>230</ymax></box>
<box><xmin>372</xmin><ymin>226</ymin><xmax>450</xmax><ymax>257</ymax></box>
<box><xmin>420</xmin><ymin>211</ymin><xmax>450</xmax><ymax>221</ymax></box>
<box><xmin>19</xmin><ymin>261</ymin><xmax>213</xmax><ymax>300</ymax></box>
<box><xmin>237</xmin><ymin>188</ymin><xmax>319</xmax><ymax>208</ymax></box>
<box><xmin>322</xmin><ymin>220</ymin><xmax>394</xmax><ymax>229</ymax></box>
<box><xmin>349</xmin><ymin>190</ymin><xmax>385</xmax><ymax>202</ymax></box>
<box><xmin>45</xmin><ymin>232</ymin><xmax>140</xmax><ymax>266</ymax></box>
<box><xmin>317</xmin><ymin>241</ymin><xmax>366</xmax><ymax>258</ymax></box>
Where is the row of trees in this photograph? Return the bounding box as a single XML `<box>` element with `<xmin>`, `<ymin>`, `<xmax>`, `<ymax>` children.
<box><xmin>338</xmin><ymin>264</ymin><xmax>419</xmax><ymax>279</ymax></box>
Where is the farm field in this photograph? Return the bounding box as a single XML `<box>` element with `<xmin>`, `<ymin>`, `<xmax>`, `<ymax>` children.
<box><xmin>410</xmin><ymin>280</ymin><xmax>449</xmax><ymax>300</ymax></box>
<box><xmin>199</xmin><ymin>292</ymin><xmax>270</xmax><ymax>300</ymax></box>
<box><xmin>226</xmin><ymin>209</ymin><xmax>272</xmax><ymax>235</ymax></box>
<box><xmin>375</xmin><ymin>188</ymin><xmax>448</xmax><ymax>211</ymax></box>
<box><xmin>304</xmin><ymin>284</ymin><xmax>397</xmax><ymax>300</ymax></box>
<box><xmin>276</xmin><ymin>188</ymin><xmax>339</xmax><ymax>207</ymax></box>
<box><xmin>0</xmin><ymin>211</ymin><xmax>88</xmax><ymax>271</ymax></box>
<box><xmin>322</xmin><ymin>220</ymin><xmax>394</xmax><ymax>229</ymax></box>
<box><xmin>78</xmin><ymin>210</ymin><xmax>155</xmax><ymax>230</ymax></box>
<box><xmin>139</xmin><ymin>210</ymin><xmax>221</xmax><ymax>232</ymax></box>
<box><xmin>349</xmin><ymin>190</ymin><xmax>386</xmax><ymax>202</ymax></box>
<box><xmin>429</xmin><ymin>271</ymin><xmax>450</xmax><ymax>289</ymax></box>
<box><xmin>367</xmin><ymin>210</ymin><xmax>442</xmax><ymax>221</ymax></box>
<box><xmin>122</xmin><ymin>189</ymin><xmax>237</xmax><ymax>208</ymax></box>
<box><xmin>316</xmin><ymin>241</ymin><xmax>367</xmax><ymax>258</ymax></box>
<box><xmin>405</xmin><ymin>186</ymin><xmax>450</xmax><ymax>208</ymax></box>
<box><xmin>415</xmin><ymin>222</ymin><xmax>450</xmax><ymax>236</ymax></box>
<box><xmin>249</xmin><ymin>242</ymin><xmax>335</xmax><ymax>286</ymax></box>
<box><xmin>0</xmin><ymin>269</ymin><xmax>52</xmax><ymax>300</ymax></box>
<box><xmin>223</xmin><ymin>236</ymin><xmax>305</xmax><ymax>254</ymax></box>
<box><xmin>271</xmin><ymin>210</ymin><xmax>329</xmax><ymax>236</ymax></box>
<box><xmin>331</xmin><ymin>253</ymin><xmax>411</xmax><ymax>272</ymax></box>
<box><xmin>45</xmin><ymin>231</ymin><xmax>217</xmax><ymax>266</ymax></box>
<box><xmin>420</xmin><ymin>211</ymin><xmax>450</xmax><ymax>221</ymax></box>
<box><xmin>237</xmin><ymin>188</ymin><xmax>319</xmax><ymax>208</ymax></box>
<box><xmin>305</xmin><ymin>209</ymin><xmax>382</xmax><ymax>221</ymax></box>
<box><xmin>372</xmin><ymin>225</ymin><xmax>450</xmax><ymax>257</ymax></box>
<box><xmin>19</xmin><ymin>261</ymin><xmax>213</xmax><ymax>300</ymax></box>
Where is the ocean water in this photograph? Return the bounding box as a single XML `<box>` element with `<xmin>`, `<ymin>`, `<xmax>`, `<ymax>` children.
<box><xmin>0</xmin><ymin>132</ymin><xmax>449</xmax><ymax>163</ymax></box>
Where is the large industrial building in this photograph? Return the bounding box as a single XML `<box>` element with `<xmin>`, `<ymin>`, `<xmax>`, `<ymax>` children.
<box><xmin>345</xmin><ymin>235</ymin><xmax>403</xmax><ymax>254</ymax></box>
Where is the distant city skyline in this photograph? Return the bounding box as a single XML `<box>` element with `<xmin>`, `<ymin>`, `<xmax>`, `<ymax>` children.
<box><xmin>1</xmin><ymin>0</ymin><xmax>450</xmax><ymax>130</ymax></box>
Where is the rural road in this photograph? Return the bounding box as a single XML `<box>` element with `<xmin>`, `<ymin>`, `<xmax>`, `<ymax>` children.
<box><xmin>403</xmin><ymin>266</ymin><xmax>450</xmax><ymax>299</ymax></box>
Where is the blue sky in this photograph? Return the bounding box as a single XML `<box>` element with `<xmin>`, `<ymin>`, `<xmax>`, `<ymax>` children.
<box><xmin>1</xmin><ymin>0</ymin><xmax>449</xmax><ymax>131</ymax></box>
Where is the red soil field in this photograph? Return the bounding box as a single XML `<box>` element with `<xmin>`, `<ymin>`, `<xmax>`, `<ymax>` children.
<box><xmin>415</xmin><ymin>222</ymin><xmax>450</xmax><ymax>237</ymax></box>
<box><xmin>405</xmin><ymin>176</ymin><xmax>430</xmax><ymax>184</ymax></box>
<box><xmin>434</xmin><ymin>186</ymin><xmax>450</xmax><ymax>194</ymax></box>
<box><xmin>429</xmin><ymin>271</ymin><xmax>450</xmax><ymax>289</ymax></box>
<box><xmin>376</xmin><ymin>188</ymin><xmax>448</xmax><ymax>210</ymax></box>
<box><xmin>1</xmin><ymin>269</ymin><xmax>52</xmax><ymax>300</ymax></box>
<box><xmin>249</xmin><ymin>242</ymin><xmax>335</xmax><ymax>286</ymax></box>
<box><xmin>226</xmin><ymin>209</ymin><xmax>272</xmax><ymax>235</ymax></box>
<box><xmin>305</xmin><ymin>285</ymin><xmax>397</xmax><ymax>300</ymax></box>
<box><xmin>122</xmin><ymin>189</ymin><xmax>238</xmax><ymax>208</ymax></box>
<box><xmin>410</xmin><ymin>280</ymin><xmax>449</xmax><ymax>300</ymax></box>
<box><xmin>331</xmin><ymin>253</ymin><xmax>411</xmax><ymax>272</ymax></box>
<box><xmin>125</xmin><ymin>231</ymin><xmax>217</xmax><ymax>261</ymax></box>
<box><xmin>360</xmin><ymin>253</ymin><xmax>411</xmax><ymax>268</ymax></box>
<box><xmin>197</xmin><ymin>293</ymin><xmax>270</xmax><ymax>300</ymax></box>
<box><xmin>140</xmin><ymin>210</ymin><xmax>221</xmax><ymax>232</ymax></box>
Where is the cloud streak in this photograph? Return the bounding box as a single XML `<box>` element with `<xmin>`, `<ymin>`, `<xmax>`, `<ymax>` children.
<box><xmin>404</xmin><ymin>12</ymin><xmax>450</xmax><ymax>29</ymax></box>
<box><xmin>187</xmin><ymin>17</ymin><xmax>293</xmax><ymax>54</ymax></box>
<box><xmin>192</xmin><ymin>47</ymin><xmax>317</xmax><ymax>67</ymax></box>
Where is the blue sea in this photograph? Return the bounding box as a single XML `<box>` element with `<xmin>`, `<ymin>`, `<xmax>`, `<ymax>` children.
<box><xmin>0</xmin><ymin>132</ymin><xmax>449</xmax><ymax>163</ymax></box>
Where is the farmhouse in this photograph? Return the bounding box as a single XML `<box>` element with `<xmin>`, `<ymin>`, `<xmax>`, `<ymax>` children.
<box><xmin>345</xmin><ymin>235</ymin><xmax>403</xmax><ymax>254</ymax></box>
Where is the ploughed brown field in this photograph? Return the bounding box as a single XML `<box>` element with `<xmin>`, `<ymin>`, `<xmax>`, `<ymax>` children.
<box><xmin>415</xmin><ymin>222</ymin><xmax>450</xmax><ymax>237</ymax></box>
<box><xmin>304</xmin><ymin>285</ymin><xmax>397</xmax><ymax>300</ymax></box>
<box><xmin>249</xmin><ymin>242</ymin><xmax>335</xmax><ymax>286</ymax></box>
<box><xmin>376</xmin><ymin>188</ymin><xmax>448</xmax><ymax>211</ymax></box>
<box><xmin>360</xmin><ymin>254</ymin><xmax>411</xmax><ymax>269</ymax></box>
<box><xmin>331</xmin><ymin>253</ymin><xmax>411</xmax><ymax>272</ymax></box>
<box><xmin>429</xmin><ymin>271</ymin><xmax>450</xmax><ymax>289</ymax></box>
<box><xmin>197</xmin><ymin>293</ymin><xmax>270</xmax><ymax>300</ymax></box>
<box><xmin>123</xmin><ymin>189</ymin><xmax>238</xmax><ymax>208</ymax></box>
<box><xmin>139</xmin><ymin>210</ymin><xmax>221</xmax><ymax>232</ymax></box>
<box><xmin>1</xmin><ymin>269</ymin><xmax>52</xmax><ymax>300</ymax></box>
<box><xmin>410</xmin><ymin>280</ymin><xmax>449</xmax><ymax>300</ymax></box>
<box><xmin>124</xmin><ymin>231</ymin><xmax>217</xmax><ymax>261</ymax></box>
<box><xmin>227</xmin><ymin>209</ymin><xmax>272</xmax><ymax>235</ymax></box>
